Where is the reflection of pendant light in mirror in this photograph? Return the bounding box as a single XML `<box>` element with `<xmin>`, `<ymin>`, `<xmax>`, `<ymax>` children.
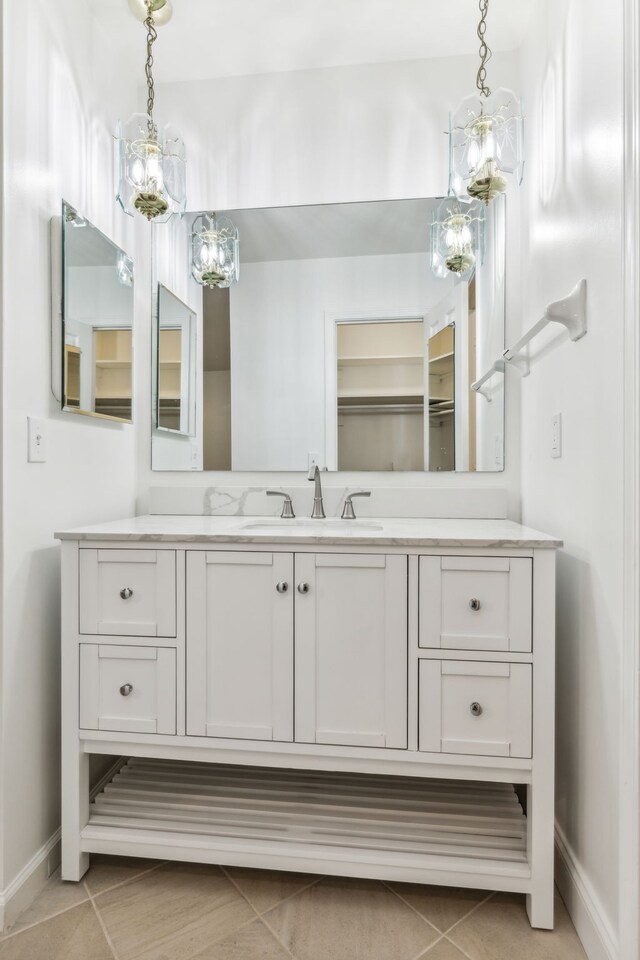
<box><xmin>117</xmin><ymin>252</ymin><xmax>134</xmax><ymax>287</ymax></box>
<box><xmin>431</xmin><ymin>198</ymin><xmax>484</xmax><ymax>281</ymax></box>
<box><xmin>449</xmin><ymin>0</ymin><xmax>523</xmax><ymax>204</ymax></box>
<box><xmin>191</xmin><ymin>213</ymin><xmax>240</xmax><ymax>289</ymax></box>
<box><xmin>115</xmin><ymin>0</ymin><xmax>186</xmax><ymax>221</ymax></box>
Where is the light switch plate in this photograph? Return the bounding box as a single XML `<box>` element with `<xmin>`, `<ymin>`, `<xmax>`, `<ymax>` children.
<box><xmin>551</xmin><ymin>413</ymin><xmax>562</xmax><ymax>458</ymax></box>
<box><xmin>28</xmin><ymin>417</ymin><xmax>46</xmax><ymax>462</ymax></box>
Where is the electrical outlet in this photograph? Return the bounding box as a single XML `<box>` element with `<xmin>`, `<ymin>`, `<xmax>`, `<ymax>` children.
<box><xmin>551</xmin><ymin>413</ymin><xmax>562</xmax><ymax>458</ymax></box>
<box><xmin>27</xmin><ymin>417</ymin><xmax>46</xmax><ymax>462</ymax></box>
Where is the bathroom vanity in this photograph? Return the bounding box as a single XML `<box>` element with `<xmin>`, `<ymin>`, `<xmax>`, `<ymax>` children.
<box><xmin>57</xmin><ymin>515</ymin><xmax>560</xmax><ymax>929</ymax></box>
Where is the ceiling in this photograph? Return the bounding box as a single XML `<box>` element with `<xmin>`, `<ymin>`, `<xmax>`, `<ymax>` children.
<box><xmin>90</xmin><ymin>0</ymin><xmax>534</xmax><ymax>85</ymax></box>
<box><xmin>214</xmin><ymin>197</ymin><xmax>441</xmax><ymax>263</ymax></box>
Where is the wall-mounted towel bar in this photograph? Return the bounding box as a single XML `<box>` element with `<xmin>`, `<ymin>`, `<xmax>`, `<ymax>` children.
<box><xmin>471</xmin><ymin>279</ymin><xmax>587</xmax><ymax>401</ymax></box>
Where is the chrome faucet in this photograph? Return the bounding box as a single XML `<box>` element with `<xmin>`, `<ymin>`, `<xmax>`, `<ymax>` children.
<box><xmin>307</xmin><ymin>464</ymin><xmax>326</xmax><ymax>518</ymax></box>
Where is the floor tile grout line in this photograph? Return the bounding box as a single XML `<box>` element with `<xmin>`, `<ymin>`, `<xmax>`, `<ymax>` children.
<box><xmin>218</xmin><ymin>867</ymin><xmax>317</xmax><ymax>960</ymax></box>
<box><xmin>220</xmin><ymin>866</ymin><xmax>325</xmax><ymax>919</ymax></box>
<box><xmin>257</xmin><ymin>876</ymin><xmax>326</xmax><ymax>918</ymax></box>
<box><xmin>85</xmin><ymin>883</ymin><xmax>122</xmax><ymax>960</ymax></box>
<box><xmin>180</xmin><ymin>915</ymin><xmax>266</xmax><ymax>960</ymax></box>
<box><xmin>0</xmin><ymin>895</ymin><xmax>91</xmax><ymax>944</ymax></box>
<box><xmin>259</xmin><ymin>911</ymin><xmax>300</xmax><ymax>960</ymax></box>
<box><xmin>409</xmin><ymin>933</ymin><xmax>446</xmax><ymax>960</ymax></box>
<box><xmin>442</xmin><ymin>890</ymin><xmax>495</xmax><ymax>939</ymax></box>
<box><xmin>443</xmin><ymin>933</ymin><xmax>476</xmax><ymax>960</ymax></box>
<box><xmin>89</xmin><ymin>860</ymin><xmax>169</xmax><ymax>901</ymax></box>
<box><xmin>380</xmin><ymin>880</ymin><xmax>447</xmax><ymax>939</ymax></box>
<box><xmin>0</xmin><ymin>860</ymin><xmax>171</xmax><ymax>944</ymax></box>
<box><xmin>91</xmin><ymin>866</ymin><xmax>263</xmax><ymax>960</ymax></box>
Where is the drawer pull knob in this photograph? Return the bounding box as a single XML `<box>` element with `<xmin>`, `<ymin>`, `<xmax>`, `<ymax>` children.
<box><xmin>470</xmin><ymin>701</ymin><xmax>483</xmax><ymax>717</ymax></box>
<box><xmin>119</xmin><ymin>683</ymin><xmax>133</xmax><ymax>697</ymax></box>
<box><xmin>469</xmin><ymin>598</ymin><xmax>481</xmax><ymax>611</ymax></box>
<box><xmin>120</xmin><ymin>587</ymin><xmax>134</xmax><ymax>600</ymax></box>
<box><xmin>276</xmin><ymin>581</ymin><xmax>289</xmax><ymax>594</ymax></box>
<box><xmin>298</xmin><ymin>583</ymin><xmax>310</xmax><ymax>595</ymax></box>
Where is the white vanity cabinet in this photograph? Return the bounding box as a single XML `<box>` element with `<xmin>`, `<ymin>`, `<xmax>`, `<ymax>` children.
<box><xmin>186</xmin><ymin>550</ymin><xmax>407</xmax><ymax>749</ymax></box>
<box><xmin>57</xmin><ymin>516</ymin><xmax>560</xmax><ymax>931</ymax></box>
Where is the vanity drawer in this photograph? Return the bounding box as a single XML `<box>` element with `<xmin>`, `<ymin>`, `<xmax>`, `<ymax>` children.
<box><xmin>79</xmin><ymin>549</ymin><xmax>176</xmax><ymax>637</ymax></box>
<box><xmin>419</xmin><ymin>556</ymin><xmax>532</xmax><ymax>652</ymax></box>
<box><xmin>79</xmin><ymin>644</ymin><xmax>176</xmax><ymax>734</ymax></box>
<box><xmin>418</xmin><ymin>660</ymin><xmax>531</xmax><ymax>758</ymax></box>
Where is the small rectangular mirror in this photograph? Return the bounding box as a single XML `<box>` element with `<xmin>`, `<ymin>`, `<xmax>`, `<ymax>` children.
<box><xmin>53</xmin><ymin>202</ymin><xmax>134</xmax><ymax>423</ymax></box>
<box><xmin>156</xmin><ymin>284</ymin><xmax>197</xmax><ymax>436</ymax></box>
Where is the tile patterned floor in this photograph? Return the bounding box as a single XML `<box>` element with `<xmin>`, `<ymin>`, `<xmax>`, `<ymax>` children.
<box><xmin>0</xmin><ymin>856</ymin><xmax>588</xmax><ymax>960</ymax></box>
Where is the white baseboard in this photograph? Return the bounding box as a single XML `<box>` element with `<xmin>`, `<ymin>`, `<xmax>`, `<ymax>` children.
<box><xmin>555</xmin><ymin>823</ymin><xmax>618</xmax><ymax>960</ymax></box>
<box><xmin>0</xmin><ymin>757</ymin><xmax>125</xmax><ymax>933</ymax></box>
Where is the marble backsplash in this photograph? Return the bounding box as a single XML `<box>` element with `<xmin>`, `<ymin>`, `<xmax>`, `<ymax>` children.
<box><xmin>148</xmin><ymin>485</ymin><xmax>508</xmax><ymax>520</ymax></box>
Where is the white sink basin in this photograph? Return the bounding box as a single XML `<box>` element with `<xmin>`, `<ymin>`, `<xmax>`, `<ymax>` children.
<box><xmin>241</xmin><ymin>518</ymin><xmax>384</xmax><ymax>534</ymax></box>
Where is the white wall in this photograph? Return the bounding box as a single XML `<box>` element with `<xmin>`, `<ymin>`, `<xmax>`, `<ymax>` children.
<box><xmin>518</xmin><ymin>0</ymin><xmax>623</xmax><ymax>953</ymax></box>
<box><xmin>1</xmin><ymin>0</ymin><xmax>140</xmax><ymax>894</ymax></box>
<box><xmin>137</xmin><ymin>52</ymin><xmax>523</xmax><ymax>514</ymax></box>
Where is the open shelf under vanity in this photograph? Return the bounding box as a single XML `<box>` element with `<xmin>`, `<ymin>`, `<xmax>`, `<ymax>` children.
<box><xmin>84</xmin><ymin>757</ymin><xmax>530</xmax><ymax>891</ymax></box>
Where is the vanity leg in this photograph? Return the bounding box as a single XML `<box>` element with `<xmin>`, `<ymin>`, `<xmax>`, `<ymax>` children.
<box><xmin>61</xmin><ymin>541</ymin><xmax>90</xmax><ymax>881</ymax></box>
<box><xmin>61</xmin><ymin>746</ymin><xmax>90</xmax><ymax>881</ymax></box>
<box><xmin>526</xmin><ymin>782</ymin><xmax>555</xmax><ymax>928</ymax></box>
<box><xmin>526</xmin><ymin>549</ymin><xmax>556</xmax><ymax>929</ymax></box>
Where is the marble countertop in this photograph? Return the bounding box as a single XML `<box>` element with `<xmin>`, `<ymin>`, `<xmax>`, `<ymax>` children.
<box><xmin>55</xmin><ymin>515</ymin><xmax>562</xmax><ymax>548</ymax></box>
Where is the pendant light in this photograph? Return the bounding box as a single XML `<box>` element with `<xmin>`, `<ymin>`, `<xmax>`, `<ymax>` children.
<box><xmin>431</xmin><ymin>197</ymin><xmax>484</xmax><ymax>281</ymax></box>
<box><xmin>115</xmin><ymin>0</ymin><xmax>186</xmax><ymax>222</ymax></box>
<box><xmin>449</xmin><ymin>0</ymin><xmax>523</xmax><ymax>204</ymax></box>
<box><xmin>191</xmin><ymin>213</ymin><xmax>240</xmax><ymax>289</ymax></box>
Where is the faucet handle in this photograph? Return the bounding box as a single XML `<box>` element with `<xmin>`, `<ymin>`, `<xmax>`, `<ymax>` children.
<box><xmin>341</xmin><ymin>491</ymin><xmax>371</xmax><ymax>520</ymax></box>
<box><xmin>266</xmin><ymin>491</ymin><xmax>295</xmax><ymax>519</ymax></box>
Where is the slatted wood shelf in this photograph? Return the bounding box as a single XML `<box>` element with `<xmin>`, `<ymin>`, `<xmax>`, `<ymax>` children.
<box><xmin>83</xmin><ymin>758</ymin><xmax>529</xmax><ymax>887</ymax></box>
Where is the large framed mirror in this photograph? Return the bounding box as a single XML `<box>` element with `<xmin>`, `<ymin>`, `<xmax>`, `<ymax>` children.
<box><xmin>52</xmin><ymin>202</ymin><xmax>134</xmax><ymax>423</ymax></box>
<box><xmin>151</xmin><ymin>196</ymin><xmax>505</xmax><ymax>472</ymax></box>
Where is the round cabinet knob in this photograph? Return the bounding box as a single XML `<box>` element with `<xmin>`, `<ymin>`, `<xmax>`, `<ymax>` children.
<box><xmin>119</xmin><ymin>683</ymin><xmax>133</xmax><ymax>697</ymax></box>
<box><xmin>276</xmin><ymin>581</ymin><xmax>289</xmax><ymax>594</ymax></box>
<box><xmin>469</xmin><ymin>598</ymin><xmax>481</xmax><ymax>612</ymax></box>
<box><xmin>297</xmin><ymin>583</ymin><xmax>310</xmax><ymax>595</ymax></box>
<box><xmin>120</xmin><ymin>587</ymin><xmax>134</xmax><ymax>600</ymax></box>
<box><xmin>470</xmin><ymin>701</ymin><xmax>483</xmax><ymax>717</ymax></box>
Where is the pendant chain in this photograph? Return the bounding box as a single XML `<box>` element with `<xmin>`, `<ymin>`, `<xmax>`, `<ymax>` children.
<box><xmin>476</xmin><ymin>0</ymin><xmax>492</xmax><ymax>98</ymax></box>
<box><xmin>144</xmin><ymin>4</ymin><xmax>158</xmax><ymax>135</ymax></box>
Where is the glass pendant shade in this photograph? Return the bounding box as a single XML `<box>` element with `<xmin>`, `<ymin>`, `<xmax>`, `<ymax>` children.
<box><xmin>191</xmin><ymin>213</ymin><xmax>240</xmax><ymax>289</ymax></box>
<box><xmin>449</xmin><ymin>88</ymin><xmax>524</xmax><ymax>204</ymax></box>
<box><xmin>116</xmin><ymin>114</ymin><xmax>186</xmax><ymax>222</ymax></box>
<box><xmin>431</xmin><ymin>197</ymin><xmax>484</xmax><ymax>281</ymax></box>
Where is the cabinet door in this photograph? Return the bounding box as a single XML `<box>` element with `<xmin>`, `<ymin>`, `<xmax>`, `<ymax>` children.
<box><xmin>295</xmin><ymin>553</ymin><xmax>407</xmax><ymax>748</ymax></box>
<box><xmin>186</xmin><ymin>551</ymin><xmax>294</xmax><ymax>742</ymax></box>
